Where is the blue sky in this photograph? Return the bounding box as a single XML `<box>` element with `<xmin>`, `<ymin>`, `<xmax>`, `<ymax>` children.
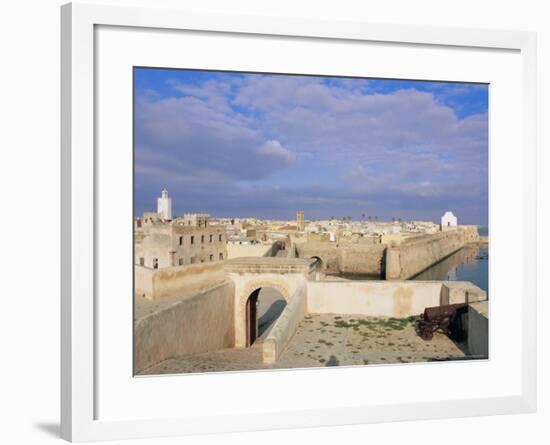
<box><xmin>134</xmin><ymin>68</ymin><xmax>488</xmax><ymax>225</ymax></box>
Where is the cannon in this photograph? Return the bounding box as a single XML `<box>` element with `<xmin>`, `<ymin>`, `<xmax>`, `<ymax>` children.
<box><xmin>417</xmin><ymin>303</ymin><xmax>468</xmax><ymax>341</ymax></box>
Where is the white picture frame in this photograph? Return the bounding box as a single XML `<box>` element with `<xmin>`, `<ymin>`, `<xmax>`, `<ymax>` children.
<box><xmin>61</xmin><ymin>2</ymin><xmax>537</xmax><ymax>442</ymax></box>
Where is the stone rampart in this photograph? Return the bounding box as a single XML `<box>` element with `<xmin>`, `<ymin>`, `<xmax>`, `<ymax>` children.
<box><xmin>134</xmin><ymin>280</ymin><xmax>235</xmax><ymax>373</ymax></box>
<box><xmin>386</xmin><ymin>226</ymin><xmax>479</xmax><ymax>280</ymax></box>
<box><xmin>295</xmin><ymin>242</ymin><xmax>386</xmax><ymax>277</ymax></box>
<box><xmin>135</xmin><ymin>261</ymin><xmax>226</xmax><ymax>300</ymax></box>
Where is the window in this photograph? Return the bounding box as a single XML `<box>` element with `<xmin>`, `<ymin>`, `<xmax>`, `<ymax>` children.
<box><xmin>139</xmin><ymin>257</ymin><xmax>144</xmax><ymax>266</ymax></box>
<box><xmin>209</xmin><ymin>254</ymin><xmax>214</xmax><ymax>261</ymax></box>
<box><xmin>153</xmin><ymin>258</ymin><xmax>158</xmax><ymax>269</ymax></box>
<box><xmin>201</xmin><ymin>235</ymin><xmax>205</xmax><ymax>243</ymax></box>
<box><xmin>191</xmin><ymin>236</ymin><xmax>194</xmax><ymax>244</ymax></box>
<box><xmin>179</xmin><ymin>236</ymin><xmax>183</xmax><ymax>246</ymax></box>
<box><xmin>209</xmin><ymin>234</ymin><xmax>213</xmax><ymax>243</ymax></box>
<box><xmin>219</xmin><ymin>234</ymin><xmax>222</xmax><ymax>242</ymax></box>
<box><xmin>219</xmin><ymin>252</ymin><xmax>223</xmax><ymax>260</ymax></box>
<box><xmin>178</xmin><ymin>258</ymin><xmax>183</xmax><ymax>266</ymax></box>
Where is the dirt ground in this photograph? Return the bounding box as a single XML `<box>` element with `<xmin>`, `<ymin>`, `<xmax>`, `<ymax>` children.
<box><xmin>139</xmin><ymin>313</ymin><xmax>476</xmax><ymax>375</ymax></box>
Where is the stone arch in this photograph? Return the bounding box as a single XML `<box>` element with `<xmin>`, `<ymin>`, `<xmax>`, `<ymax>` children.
<box><xmin>231</xmin><ymin>274</ymin><xmax>300</xmax><ymax>348</ymax></box>
<box><xmin>310</xmin><ymin>256</ymin><xmax>323</xmax><ymax>271</ymax></box>
<box><xmin>242</xmin><ymin>279</ymin><xmax>291</xmax><ymax>303</ymax></box>
<box><xmin>244</xmin><ymin>285</ymin><xmax>288</xmax><ymax>347</ymax></box>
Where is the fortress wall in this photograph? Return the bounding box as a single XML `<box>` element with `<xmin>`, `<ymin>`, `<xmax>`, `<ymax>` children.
<box><xmin>135</xmin><ymin>261</ymin><xmax>226</xmax><ymax>300</ymax></box>
<box><xmin>134</xmin><ymin>280</ymin><xmax>235</xmax><ymax>374</ymax></box>
<box><xmin>262</xmin><ymin>283</ymin><xmax>307</xmax><ymax>363</ymax></box>
<box><xmin>387</xmin><ymin>226</ymin><xmax>479</xmax><ymax>280</ymax></box>
<box><xmin>306</xmin><ymin>281</ymin><xmax>444</xmax><ymax>318</ymax></box>
<box><xmin>295</xmin><ymin>242</ymin><xmax>386</xmax><ymax>276</ymax></box>
<box><xmin>338</xmin><ymin>244</ymin><xmax>387</xmax><ymax>276</ymax></box>
<box><xmin>295</xmin><ymin>242</ymin><xmax>341</xmax><ymax>273</ymax></box>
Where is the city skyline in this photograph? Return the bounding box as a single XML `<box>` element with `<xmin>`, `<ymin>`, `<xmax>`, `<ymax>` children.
<box><xmin>134</xmin><ymin>68</ymin><xmax>488</xmax><ymax>225</ymax></box>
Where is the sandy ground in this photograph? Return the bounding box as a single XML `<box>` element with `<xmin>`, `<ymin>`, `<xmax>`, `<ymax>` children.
<box><xmin>140</xmin><ymin>313</ymin><xmax>476</xmax><ymax>375</ymax></box>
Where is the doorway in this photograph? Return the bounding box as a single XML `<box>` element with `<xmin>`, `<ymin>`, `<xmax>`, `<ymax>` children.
<box><xmin>245</xmin><ymin>287</ymin><xmax>287</xmax><ymax>347</ymax></box>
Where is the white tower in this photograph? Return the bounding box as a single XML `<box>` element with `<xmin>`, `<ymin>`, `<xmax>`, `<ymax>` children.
<box><xmin>157</xmin><ymin>188</ymin><xmax>172</xmax><ymax>220</ymax></box>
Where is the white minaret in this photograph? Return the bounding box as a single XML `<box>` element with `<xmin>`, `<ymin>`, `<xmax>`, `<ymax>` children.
<box><xmin>157</xmin><ymin>188</ymin><xmax>172</xmax><ymax>220</ymax></box>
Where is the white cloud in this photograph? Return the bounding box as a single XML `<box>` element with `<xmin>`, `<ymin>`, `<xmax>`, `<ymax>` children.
<box><xmin>256</xmin><ymin>140</ymin><xmax>295</xmax><ymax>166</ymax></box>
<box><xmin>134</xmin><ymin>73</ymin><xmax>488</xmax><ymax>222</ymax></box>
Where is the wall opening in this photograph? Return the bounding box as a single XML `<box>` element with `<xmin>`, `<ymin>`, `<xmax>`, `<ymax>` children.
<box><xmin>245</xmin><ymin>287</ymin><xmax>287</xmax><ymax>347</ymax></box>
<box><xmin>310</xmin><ymin>256</ymin><xmax>323</xmax><ymax>271</ymax></box>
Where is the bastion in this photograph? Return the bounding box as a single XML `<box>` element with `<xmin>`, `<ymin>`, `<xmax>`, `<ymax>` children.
<box><xmin>134</xmin><ymin>253</ymin><xmax>487</xmax><ymax>373</ymax></box>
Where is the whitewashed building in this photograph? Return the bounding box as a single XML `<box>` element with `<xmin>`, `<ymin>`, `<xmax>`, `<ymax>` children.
<box><xmin>441</xmin><ymin>211</ymin><xmax>458</xmax><ymax>230</ymax></box>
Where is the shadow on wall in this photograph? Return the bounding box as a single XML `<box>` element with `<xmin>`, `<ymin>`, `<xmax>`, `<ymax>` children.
<box><xmin>258</xmin><ymin>298</ymin><xmax>287</xmax><ymax>338</ymax></box>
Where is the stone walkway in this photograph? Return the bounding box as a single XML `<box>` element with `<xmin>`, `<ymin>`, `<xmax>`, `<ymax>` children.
<box><xmin>139</xmin><ymin>313</ymin><xmax>473</xmax><ymax>375</ymax></box>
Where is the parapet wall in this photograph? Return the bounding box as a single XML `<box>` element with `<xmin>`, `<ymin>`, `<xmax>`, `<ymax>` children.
<box><xmin>295</xmin><ymin>242</ymin><xmax>386</xmax><ymax>277</ymax></box>
<box><xmin>134</xmin><ymin>280</ymin><xmax>235</xmax><ymax>373</ymax></box>
<box><xmin>307</xmin><ymin>281</ymin><xmax>442</xmax><ymax>317</ymax></box>
<box><xmin>386</xmin><ymin>226</ymin><xmax>479</xmax><ymax>280</ymax></box>
<box><xmin>306</xmin><ymin>280</ymin><xmax>486</xmax><ymax>318</ymax></box>
<box><xmin>135</xmin><ymin>261</ymin><xmax>226</xmax><ymax>300</ymax></box>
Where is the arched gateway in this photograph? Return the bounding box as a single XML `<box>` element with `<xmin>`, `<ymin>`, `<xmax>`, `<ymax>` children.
<box><xmin>225</xmin><ymin>257</ymin><xmax>317</xmax><ymax>348</ymax></box>
<box><xmin>244</xmin><ymin>287</ymin><xmax>287</xmax><ymax>346</ymax></box>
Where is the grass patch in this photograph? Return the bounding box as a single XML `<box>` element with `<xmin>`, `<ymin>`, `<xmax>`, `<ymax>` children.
<box><xmin>334</xmin><ymin>320</ymin><xmax>353</xmax><ymax>328</ymax></box>
<box><xmin>334</xmin><ymin>317</ymin><xmax>410</xmax><ymax>331</ymax></box>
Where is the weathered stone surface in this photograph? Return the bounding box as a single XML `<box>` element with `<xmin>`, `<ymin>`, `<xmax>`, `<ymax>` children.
<box><xmin>306</xmin><ymin>280</ymin><xmax>486</xmax><ymax>318</ymax></box>
<box><xmin>134</xmin><ymin>280</ymin><xmax>235</xmax><ymax>374</ymax></box>
<box><xmin>135</xmin><ymin>261</ymin><xmax>226</xmax><ymax>300</ymax></box>
<box><xmin>386</xmin><ymin>226</ymin><xmax>479</xmax><ymax>280</ymax></box>
<box><xmin>467</xmin><ymin>301</ymin><xmax>489</xmax><ymax>358</ymax></box>
<box><xmin>295</xmin><ymin>242</ymin><xmax>386</xmax><ymax>276</ymax></box>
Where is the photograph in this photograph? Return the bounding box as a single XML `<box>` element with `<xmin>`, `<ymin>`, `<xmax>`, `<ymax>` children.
<box><xmin>133</xmin><ymin>67</ymin><xmax>489</xmax><ymax>375</ymax></box>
